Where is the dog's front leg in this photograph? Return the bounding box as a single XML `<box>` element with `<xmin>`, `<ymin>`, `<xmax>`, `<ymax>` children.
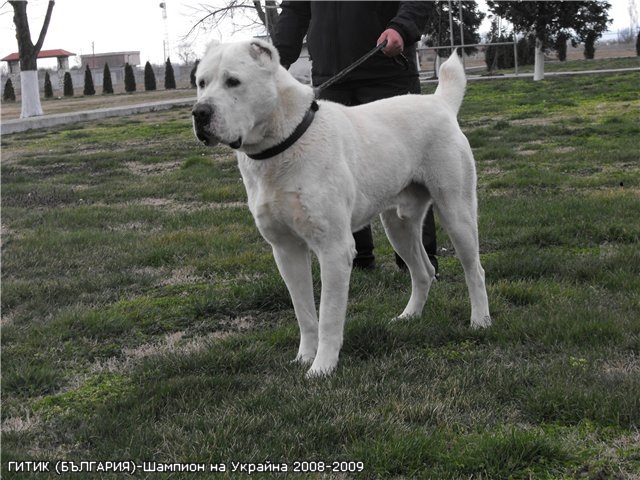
<box><xmin>271</xmin><ymin>240</ymin><xmax>319</xmax><ymax>364</ymax></box>
<box><xmin>307</xmin><ymin>237</ymin><xmax>355</xmax><ymax>377</ymax></box>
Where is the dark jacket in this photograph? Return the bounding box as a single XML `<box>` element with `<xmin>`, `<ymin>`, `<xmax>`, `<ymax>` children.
<box><xmin>273</xmin><ymin>1</ymin><xmax>429</xmax><ymax>86</ymax></box>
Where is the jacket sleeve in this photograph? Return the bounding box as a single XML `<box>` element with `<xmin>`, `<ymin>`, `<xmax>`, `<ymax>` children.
<box><xmin>387</xmin><ymin>1</ymin><xmax>430</xmax><ymax>45</ymax></box>
<box><xmin>273</xmin><ymin>1</ymin><xmax>311</xmax><ymax>68</ymax></box>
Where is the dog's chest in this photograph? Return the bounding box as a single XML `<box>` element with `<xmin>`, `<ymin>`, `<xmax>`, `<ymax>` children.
<box><xmin>239</xmin><ymin>158</ymin><xmax>319</xmax><ymax>243</ymax></box>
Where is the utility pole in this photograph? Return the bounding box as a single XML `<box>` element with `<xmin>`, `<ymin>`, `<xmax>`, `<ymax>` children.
<box><xmin>458</xmin><ymin>0</ymin><xmax>465</xmax><ymax>66</ymax></box>
<box><xmin>629</xmin><ymin>0</ymin><xmax>638</xmax><ymax>35</ymax></box>
<box><xmin>447</xmin><ymin>0</ymin><xmax>455</xmax><ymax>49</ymax></box>
<box><xmin>159</xmin><ymin>2</ymin><xmax>170</xmax><ymax>60</ymax></box>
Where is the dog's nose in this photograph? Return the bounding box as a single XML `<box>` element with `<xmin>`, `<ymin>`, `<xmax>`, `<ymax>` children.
<box><xmin>192</xmin><ymin>103</ymin><xmax>213</xmax><ymax>125</ymax></box>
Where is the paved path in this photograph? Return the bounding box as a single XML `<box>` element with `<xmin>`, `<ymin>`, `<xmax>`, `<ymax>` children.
<box><xmin>2</xmin><ymin>67</ymin><xmax>637</xmax><ymax>135</ymax></box>
<box><xmin>1</xmin><ymin>97</ymin><xmax>196</xmax><ymax>135</ymax></box>
<box><xmin>421</xmin><ymin>66</ymin><xmax>639</xmax><ymax>83</ymax></box>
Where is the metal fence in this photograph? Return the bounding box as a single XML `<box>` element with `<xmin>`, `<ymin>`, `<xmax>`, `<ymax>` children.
<box><xmin>417</xmin><ymin>41</ymin><xmax>521</xmax><ymax>77</ymax></box>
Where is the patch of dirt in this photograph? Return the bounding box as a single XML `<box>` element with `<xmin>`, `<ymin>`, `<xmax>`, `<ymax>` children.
<box><xmin>106</xmin><ymin>221</ymin><xmax>156</xmax><ymax>232</ymax></box>
<box><xmin>135</xmin><ymin>197</ymin><xmax>246</xmax><ymax>212</ymax></box>
<box><xmin>1</xmin><ymin>414</ymin><xmax>41</xmax><ymax>434</ymax></box>
<box><xmin>89</xmin><ymin>317</ymin><xmax>256</xmax><ymax>376</ymax></box>
<box><xmin>601</xmin><ymin>356</ymin><xmax>640</xmax><ymax>377</ymax></box>
<box><xmin>511</xmin><ymin>117</ymin><xmax>556</xmax><ymax>126</ymax></box>
<box><xmin>2</xmin><ymin>188</ymin><xmax>78</xmax><ymax>208</ymax></box>
<box><xmin>156</xmin><ymin>266</ymin><xmax>204</xmax><ymax>287</ymax></box>
<box><xmin>479</xmin><ymin>165</ymin><xmax>506</xmax><ymax>176</ymax></box>
<box><xmin>124</xmin><ymin>160</ymin><xmax>182</xmax><ymax>176</ymax></box>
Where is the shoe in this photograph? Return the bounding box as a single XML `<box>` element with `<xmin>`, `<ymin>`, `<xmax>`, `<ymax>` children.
<box><xmin>353</xmin><ymin>259</ymin><xmax>376</xmax><ymax>271</ymax></box>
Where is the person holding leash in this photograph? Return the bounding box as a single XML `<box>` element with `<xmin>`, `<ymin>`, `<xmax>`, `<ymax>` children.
<box><xmin>273</xmin><ymin>1</ymin><xmax>438</xmax><ymax>273</ymax></box>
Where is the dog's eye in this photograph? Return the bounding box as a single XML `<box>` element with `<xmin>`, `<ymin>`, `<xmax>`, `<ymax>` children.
<box><xmin>225</xmin><ymin>77</ymin><xmax>241</xmax><ymax>88</ymax></box>
<box><xmin>198</xmin><ymin>79</ymin><xmax>206</xmax><ymax>89</ymax></box>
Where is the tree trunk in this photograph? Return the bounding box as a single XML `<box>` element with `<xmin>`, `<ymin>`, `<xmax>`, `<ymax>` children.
<box><xmin>19</xmin><ymin>70</ymin><xmax>43</xmax><ymax>116</ymax></box>
<box><xmin>9</xmin><ymin>0</ymin><xmax>55</xmax><ymax>117</ymax></box>
<box><xmin>533</xmin><ymin>37</ymin><xmax>545</xmax><ymax>81</ymax></box>
<box><xmin>584</xmin><ymin>33</ymin><xmax>596</xmax><ymax>59</ymax></box>
<box><xmin>253</xmin><ymin>0</ymin><xmax>279</xmax><ymax>38</ymax></box>
<box><xmin>532</xmin><ymin>3</ymin><xmax>546</xmax><ymax>82</ymax></box>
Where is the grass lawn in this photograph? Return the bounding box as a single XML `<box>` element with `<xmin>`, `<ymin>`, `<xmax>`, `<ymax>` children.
<box><xmin>489</xmin><ymin>55</ymin><xmax>640</xmax><ymax>75</ymax></box>
<box><xmin>2</xmin><ymin>71</ymin><xmax>639</xmax><ymax>478</ymax></box>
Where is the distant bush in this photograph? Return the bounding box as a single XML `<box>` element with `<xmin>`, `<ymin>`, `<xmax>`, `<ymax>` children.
<box><xmin>554</xmin><ymin>32</ymin><xmax>569</xmax><ymax>61</ymax></box>
<box><xmin>485</xmin><ymin>34</ymin><xmax>535</xmax><ymax>72</ymax></box>
<box><xmin>583</xmin><ymin>32</ymin><xmax>597</xmax><ymax>59</ymax></box>
<box><xmin>83</xmin><ymin>65</ymin><xmax>96</xmax><ymax>96</ymax></box>
<box><xmin>44</xmin><ymin>71</ymin><xmax>54</xmax><ymax>98</ymax></box>
<box><xmin>63</xmin><ymin>72</ymin><xmax>74</xmax><ymax>97</ymax></box>
<box><xmin>164</xmin><ymin>58</ymin><xmax>176</xmax><ymax>90</ymax></box>
<box><xmin>103</xmin><ymin>63</ymin><xmax>114</xmax><ymax>94</ymax></box>
<box><xmin>144</xmin><ymin>61</ymin><xmax>157</xmax><ymax>91</ymax></box>
<box><xmin>124</xmin><ymin>63</ymin><xmax>136</xmax><ymax>93</ymax></box>
<box><xmin>3</xmin><ymin>78</ymin><xmax>16</xmax><ymax>102</ymax></box>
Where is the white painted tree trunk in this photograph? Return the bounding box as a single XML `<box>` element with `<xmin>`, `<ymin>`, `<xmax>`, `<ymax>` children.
<box><xmin>20</xmin><ymin>70</ymin><xmax>43</xmax><ymax>118</ymax></box>
<box><xmin>533</xmin><ymin>37</ymin><xmax>545</xmax><ymax>81</ymax></box>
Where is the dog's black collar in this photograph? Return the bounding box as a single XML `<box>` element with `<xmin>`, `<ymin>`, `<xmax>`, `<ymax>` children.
<box><xmin>247</xmin><ymin>101</ymin><xmax>319</xmax><ymax>161</ymax></box>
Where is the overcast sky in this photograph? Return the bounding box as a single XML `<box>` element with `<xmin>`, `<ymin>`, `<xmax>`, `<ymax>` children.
<box><xmin>1</xmin><ymin>1</ymin><xmax>637</xmax><ymax>69</ymax></box>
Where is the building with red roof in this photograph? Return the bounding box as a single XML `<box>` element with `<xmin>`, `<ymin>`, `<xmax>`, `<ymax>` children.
<box><xmin>1</xmin><ymin>49</ymin><xmax>76</xmax><ymax>73</ymax></box>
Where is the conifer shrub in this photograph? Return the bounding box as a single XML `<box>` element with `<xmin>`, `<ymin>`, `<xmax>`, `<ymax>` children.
<box><xmin>164</xmin><ymin>58</ymin><xmax>176</xmax><ymax>90</ymax></box>
<box><xmin>44</xmin><ymin>71</ymin><xmax>54</xmax><ymax>98</ymax></box>
<box><xmin>124</xmin><ymin>63</ymin><xmax>136</xmax><ymax>93</ymax></box>
<box><xmin>103</xmin><ymin>63</ymin><xmax>114</xmax><ymax>94</ymax></box>
<box><xmin>83</xmin><ymin>65</ymin><xmax>96</xmax><ymax>96</ymax></box>
<box><xmin>144</xmin><ymin>61</ymin><xmax>157</xmax><ymax>91</ymax></box>
<box><xmin>63</xmin><ymin>72</ymin><xmax>74</xmax><ymax>97</ymax></box>
<box><xmin>3</xmin><ymin>78</ymin><xmax>16</xmax><ymax>102</ymax></box>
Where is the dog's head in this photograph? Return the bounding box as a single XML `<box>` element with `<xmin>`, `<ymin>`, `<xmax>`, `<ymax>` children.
<box><xmin>192</xmin><ymin>39</ymin><xmax>280</xmax><ymax>150</ymax></box>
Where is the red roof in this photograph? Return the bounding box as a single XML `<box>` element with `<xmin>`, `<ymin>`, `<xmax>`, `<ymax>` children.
<box><xmin>1</xmin><ymin>49</ymin><xmax>76</xmax><ymax>62</ymax></box>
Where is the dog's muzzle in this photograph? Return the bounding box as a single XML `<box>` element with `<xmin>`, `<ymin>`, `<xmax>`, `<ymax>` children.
<box><xmin>192</xmin><ymin>103</ymin><xmax>220</xmax><ymax>147</ymax></box>
<box><xmin>192</xmin><ymin>103</ymin><xmax>242</xmax><ymax>149</ymax></box>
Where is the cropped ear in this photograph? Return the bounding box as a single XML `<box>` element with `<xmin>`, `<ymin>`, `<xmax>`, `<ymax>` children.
<box><xmin>249</xmin><ymin>39</ymin><xmax>280</xmax><ymax>71</ymax></box>
<box><xmin>203</xmin><ymin>39</ymin><xmax>220</xmax><ymax>58</ymax></box>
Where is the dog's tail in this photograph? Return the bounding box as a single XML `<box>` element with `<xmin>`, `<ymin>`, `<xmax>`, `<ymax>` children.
<box><xmin>434</xmin><ymin>49</ymin><xmax>466</xmax><ymax>114</ymax></box>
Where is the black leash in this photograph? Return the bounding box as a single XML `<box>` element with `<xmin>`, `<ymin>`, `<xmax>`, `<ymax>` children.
<box><xmin>313</xmin><ymin>40</ymin><xmax>409</xmax><ymax>97</ymax></box>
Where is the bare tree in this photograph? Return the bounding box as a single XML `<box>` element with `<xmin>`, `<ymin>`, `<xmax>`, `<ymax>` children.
<box><xmin>187</xmin><ymin>0</ymin><xmax>278</xmax><ymax>40</ymax></box>
<box><xmin>176</xmin><ymin>41</ymin><xmax>197</xmax><ymax>66</ymax></box>
<box><xmin>252</xmin><ymin>0</ymin><xmax>278</xmax><ymax>37</ymax></box>
<box><xmin>9</xmin><ymin>0</ymin><xmax>55</xmax><ymax>117</ymax></box>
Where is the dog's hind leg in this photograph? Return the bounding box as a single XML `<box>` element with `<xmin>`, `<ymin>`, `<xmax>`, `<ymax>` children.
<box><xmin>434</xmin><ymin>192</ymin><xmax>491</xmax><ymax>329</ymax></box>
<box><xmin>271</xmin><ymin>239</ymin><xmax>319</xmax><ymax>364</ymax></box>
<box><xmin>381</xmin><ymin>186</ymin><xmax>436</xmax><ymax>320</ymax></box>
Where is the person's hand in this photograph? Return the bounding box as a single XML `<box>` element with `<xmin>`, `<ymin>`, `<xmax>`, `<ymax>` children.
<box><xmin>377</xmin><ymin>28</ymin><xmax>404</xmax><ymax>56</ymax></box>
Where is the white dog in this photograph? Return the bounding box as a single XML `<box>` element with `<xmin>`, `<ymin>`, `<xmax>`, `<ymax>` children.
<box><xmin>192</xmin><ymin>39</ymin><xmax>491</xmax><ymax>376</ymax></box>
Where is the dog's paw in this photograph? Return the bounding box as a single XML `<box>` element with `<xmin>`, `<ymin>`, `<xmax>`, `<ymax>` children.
<box><xmin>305</xmin><ymin>358</ymin><xmax>338</xmax><ymax>378</ymax></box>
<box><xmin>471</xmin><ymin>315</ymin><xmax>492</xmax><ymax>329</ymax></box>
<box><xmin>292</xmin><ymin>352</ymin><xmax>315</xmax><ymax>366</ymax></box>
<box><xmin>391</xmin><ymin>312</ymin><xmax>420</xmax><ymax>322</ymax></box>
<box><xmin>305</xmin><ymin>366</ymin><xmax>334</xmax><ymax>379</ymax></box>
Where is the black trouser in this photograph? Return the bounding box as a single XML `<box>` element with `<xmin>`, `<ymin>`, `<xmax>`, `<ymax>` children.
<box><xmin>316</xmin><ymin>76</ymin><xmax>438</xmax><ymax>272</ymax></box>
